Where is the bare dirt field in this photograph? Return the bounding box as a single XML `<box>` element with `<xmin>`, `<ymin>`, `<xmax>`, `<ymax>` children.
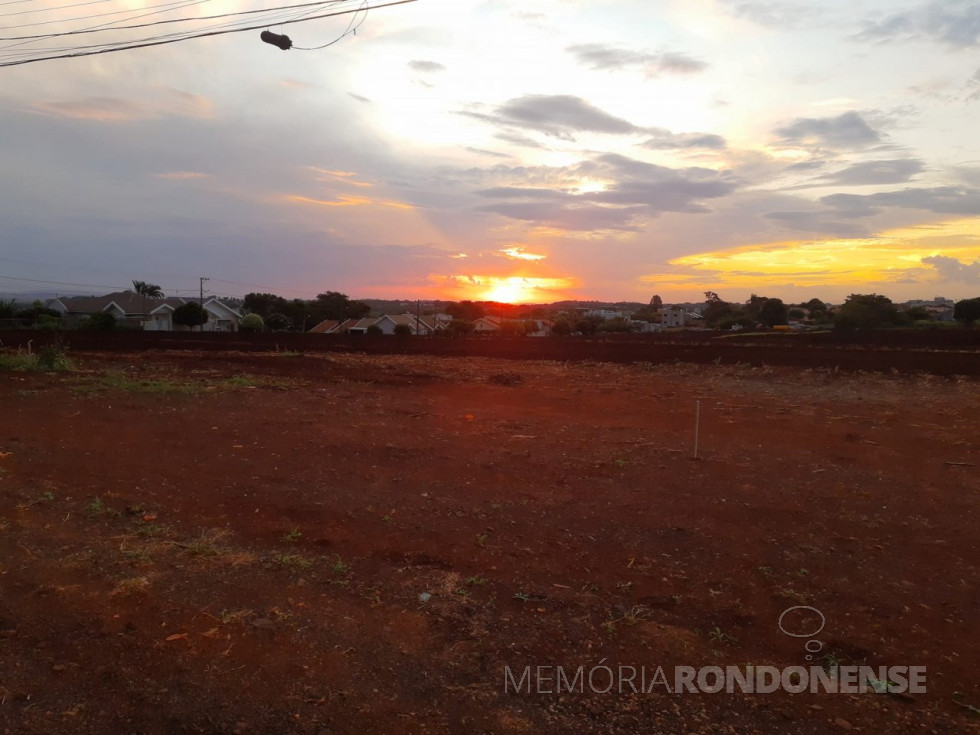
<box><xmin>1</xmin><ymin>350</ymin><xmax>978</xmax><ymax>734</ymax></box>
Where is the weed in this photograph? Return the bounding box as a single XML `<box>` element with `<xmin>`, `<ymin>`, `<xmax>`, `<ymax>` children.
<box><xmin>110</xmin><ymin>576</ymin><xmax>149</xmax><ymax>597</ymax></box>
<box><xmin>274</xmin><ymin>553</ymin><xmax>312</xmax><ymax>569</ymax></box>
<box><xmin>136</xmin><ymin>523</ymin><xmax>168</xmax><ymax>538</ymax></box>
<box><xmin>84</xmin><ymin>496</ymin><xmax>109</xmax><ymax>516</ymax></box>
<box><xmin>613</xmin><ymin>458</ymin><xmax>629</xmax><ymax>468</ymax></box>
<box><xmin>464</xmin><ymin>575</ymin><xmax>487</xmax><ymax>587</ymax></box>
<box><xmin>381</xmin><ymin>515</ymin><xmax>393</xmax><ymax>523</ymax></box>
<box><xmin>122</xmin><ymin>548</ymin><xmax>152</xmax><ymax>563</ymax></box>
<box><xmin>708</xmin><ymin>626</ymin><xmax>737</xmax><ymax>645</ymax></box>
<box><xmin>475</xmin><ymin>533</ymin><xmax>489</xmax><ymax>547</ymax></box>
<box><xmin>454</xmin><ymin>587</ymin><xmax>471</xmax><ymax>598</ymax></box>
<box><xmin>281</xmin><ymin>528</ymin><xmax>302</xmax><ymax>543</ymax></box>
<box><xmin>756</xmin><ymin>565</ymin><xmax>773</xmax><ymax>576</ymax></box>
<box><xmin>183</xmin><ymin>529</ymin><xmax>229</xmax><ymax>557</ymax></box>
<box><xmin>513</xmin><ymin>592</ymin><xmax>531</xmax><ymax>603</ymax></box>
<box><xmin>330</xmin><ymin>555</ymin><xmax>349</xmax><ymax>575</ymax></box>
<box><xmin>220</xmin><ymin>609</ymin><xmax>254</xmax><ymax>625</ymax></box>
<box><xmin>604</xmin><ymin>605</ymin><xmax>651</xmax><ymax>633</ymax></box>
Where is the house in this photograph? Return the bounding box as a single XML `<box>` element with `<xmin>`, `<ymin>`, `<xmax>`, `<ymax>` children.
<box><xmin>662</xmin><ymin>307</ymin><xmax>687</xmax><ymax>327</ymax></box>
<box><xmin>473</xmin><ymin>316</ymin><xmax>502</xmax><ymax>333</ymax></box>
<box><xmin>47</xmin><ymin>291</ymin><xmax>242</xmax><ymax>331</ymax></box>
<box><xmin>308</xmin><ymin>319</ymin><xmax>342</xmax><ymax>334</ymax></box>
<box><xmin>374</xmin><ymin>314</ymin><xmax>445</xmax><ymax>335</ymax></box>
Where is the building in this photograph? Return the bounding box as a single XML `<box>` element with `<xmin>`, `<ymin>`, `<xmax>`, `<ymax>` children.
<box><xmin>47</xmin><ymin>291</ymin><xmax>242</xmax><ymax>331</ymax></box>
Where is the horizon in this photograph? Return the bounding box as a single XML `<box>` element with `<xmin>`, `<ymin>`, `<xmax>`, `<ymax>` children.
<box><xmin>2</xmin><ymin>0</ymin><xmax>980</xmax><ymax>304</ymax></box>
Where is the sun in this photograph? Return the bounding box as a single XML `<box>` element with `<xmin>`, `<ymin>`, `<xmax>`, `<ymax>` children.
<box><xmin>482</xmin><ymin>278</ymin><xmax>532</xmax><ymax>303</ymax></box>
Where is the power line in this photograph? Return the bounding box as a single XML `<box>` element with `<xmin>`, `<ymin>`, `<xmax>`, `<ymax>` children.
<box><xmin>0</xmin><ymin>0</ymin><xmax>110</xmax><ymax>20</ymax></box>
<box><xmin>0</xmin><ymin>0</ymin><xmax>415</xmax><ymax>66</ymax></box>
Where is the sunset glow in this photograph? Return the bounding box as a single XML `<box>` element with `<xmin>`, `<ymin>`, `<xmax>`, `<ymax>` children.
<box><xmin>2</xmin><ymin>0</ymin><xmax>980</xmax><ymax>304</ymax></box>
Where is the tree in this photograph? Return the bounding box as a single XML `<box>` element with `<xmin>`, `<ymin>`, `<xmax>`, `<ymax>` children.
<box><xmin>631</xmin><ymin>305</ymin><xmax>661</xmax><ymax>323</ymax></box>
<box><xmin>131</xmin><ymin>280</ymin><xmax>164</xmax><ymax>330</ymax></box>
<box><xmin>240</xmin><ymin>313</ymin><xmax>265</xmax><ymax>332</ymax></box>
<box><xmin>446</xmin><ymin>319</ymin><xmax>475</xmax><ymax>337</ymax></box>
<box><xmin>834</xmin><ymin>293</ymin><xmax>899</xmax><ymax>331</ymax></box>
<box><xmin>550</xmin><ymin>317</ymin><xmax>573</xmax><ymax>336</ymax></box>
<box><xmin>265</xmin><ymin>312</ymin><xmax>291</xmax><ymax>332</ymax></box>
<box><xmin>82</xmin><ymin>312</ymin><xmax>116</xmax><ymax>330</ymax></box>
<box><xmin>597</xmin><ymin>317</ymin><xmax>634</xmax><ymax>333</ymax></box>
<box><xmin>904</xmin><ymin>305</ymin><xmax>932</xmax><ymax>322</ymax></box>
<box><xmin>243</xmin><ymin>292</ymin><xmax>288</xmax><ymax>318</ymax></box>
<box><xmin>803</xmin><ymin>298</ymin><xmax>825</xmax><ymax>312</ymax></box>
<box><xmin>393</xmin><ymin>323</ymin><xmax>413</xmax><ymax>336</ymax></box>
<box><xmin>313</xmin><ymin>291</ymin><xmax>370</xmax><ymax>321</ymax></box>
<box><xmin>649</xmin><ymin>294</ymin><xmax>663</xmax><ymax>308</ymax></box>
<box><xmin>131</xmin><ymin>280</ymin><xmax>163</xmax><ymax>298</ymax></box>
<box><xmin>173</xmin><ymin>302</ymin><xmax>208</xmax><ymax>330</ymax></box>
<box><xmin>366</xmin><ymin>324</ymin><xmax>383</xmax><ymax>336</ymax></box>
<box><xmin>446</xmin><ymin>300</ymin><xmax>485</xmax><ymax>322</ymax></box>
<box><xmin>703</xmin><ymin>292</ymin><xmax>736</xmax><ymax>328</ymax></box>
<box><xmin>954</xmin><ymin>297</ymin><xmax>980</xmax><ymax>326</ymax></box>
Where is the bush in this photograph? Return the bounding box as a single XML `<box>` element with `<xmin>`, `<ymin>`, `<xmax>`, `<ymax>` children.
<box><xmin>393</xmin><ymin>323</ymin><xmax>413</xmax><ymax>336</ymax></box>
<box><xmin>366</xmin><ymin>324</ymin><xmax>383</xmax><ymax>336</ymax></box>
<box><xmin>82</xmin><ymin>312</ymin><xmax>117</xmax><ymax>331</ymax></box>
<box><xmin>240</xmin><ymin>313</ymin><xmax>265</xmax><ymax>332</ymax></box>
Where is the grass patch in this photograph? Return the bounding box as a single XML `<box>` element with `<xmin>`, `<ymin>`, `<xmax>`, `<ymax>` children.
<box><xmin>273</xmin><ymin>553</ymin><xmax>313</xmax><ymax>569</ymax></box>
<box><xmin>0</xmin><ymin>345</ymin><xmax>73</xmax><ymax>372</ymax></box>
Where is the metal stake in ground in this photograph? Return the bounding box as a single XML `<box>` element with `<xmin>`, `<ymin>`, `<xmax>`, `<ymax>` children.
<box><xmin>693</xmin><ymin>400</ymin><xmax>701</xmax><ymax>459</ymax></box>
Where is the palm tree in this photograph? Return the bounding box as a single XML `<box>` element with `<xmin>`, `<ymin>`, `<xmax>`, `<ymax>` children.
<box><xmin>131</xmin><ymin>280</ymin><xmax>164</xmax><ymax>329</ymax></box>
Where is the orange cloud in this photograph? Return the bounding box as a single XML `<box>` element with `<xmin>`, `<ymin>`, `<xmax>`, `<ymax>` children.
<box><xmin>499</xmin><ymin>246</ymin><xmax>546</xmax><ymax>261</ymax></box>
<box><xmin>285</xmin><ymin>194</ymin><xmax>414</xmax><ymax>210</ymax></box>
<box><xmin>429</xmin><ymin>274</ymin><xmax>577</xmax><ymax>303</ymax></box>
<box><xmin>641</xmin><ymin>217</ymin><xmax>980</xmax><ymax>292</ymax></box>
<box><xmin>33</xmin><ymin>88</ymin><xmax>212</xmax><ymax>122</ymax></box>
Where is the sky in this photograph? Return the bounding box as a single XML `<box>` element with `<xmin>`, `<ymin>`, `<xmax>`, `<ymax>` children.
<box><xmin>2</xmin><ymin>0</ymin><xmax>980</xmax><ymax>305</ymax></box>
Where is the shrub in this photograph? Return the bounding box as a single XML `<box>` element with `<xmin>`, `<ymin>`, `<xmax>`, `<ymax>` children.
<box><xmin>240</xmin><ymin>313</ymin><xmax>265</xmax><ymax>332</ymax></box>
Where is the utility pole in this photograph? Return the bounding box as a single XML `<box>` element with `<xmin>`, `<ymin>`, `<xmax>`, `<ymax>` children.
<box><xmin>199</xmin><ymin>276</ymin><xmax>209</xmax><ymax>332</ymax></box>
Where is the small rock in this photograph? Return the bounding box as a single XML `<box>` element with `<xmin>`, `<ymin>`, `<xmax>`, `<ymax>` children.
<box><xmin>52</xmin><ymin>664</ymin><xmax>67</xmax><ymax>672</ymax></box>
<box><xmin>251</xmin><ymin>618</ymin><xmax>275</xmax><ymax>630</ymax></box>
<box><xmin>834</xmin><ymin>718</ymin><xmax>853</xmax><ymax>730</ymax></box>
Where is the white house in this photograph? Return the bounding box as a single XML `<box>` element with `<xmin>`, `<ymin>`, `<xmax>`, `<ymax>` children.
<box><xmin>48</xmin><ymin>291</ymin><xmax>242</xmax><ymax>331</ymax></box>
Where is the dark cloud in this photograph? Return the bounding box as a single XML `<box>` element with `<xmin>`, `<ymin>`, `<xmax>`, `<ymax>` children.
<box><xmin>855</xmin><ymin>2</ymin><xmax>980</xmax><ymax>48</ymax></box>
<box><xmin>566</xmin><ymin>44</ymin><xmax>707</xmax><ymax>76</ymax></box>
<box><xmin>474</xmin><ymin>153</ymin><xmax>738</xmax><ymax>231</ymax></box>
<box><xmin>921</xmin><ymin>254</ymin><xmax>980</xmax><ymax>282</ymax></box>
<box><xmin>478</xmin><ymin>200</ymin><xmax>647</xmax><ymax>232</ymax></box>
<box><xmin>805</xmin><ymin>158</ymin><xmax>926</xmax><ymax>187</ymax></box>
<box><xmin>968</xmin><ymin>67</ymin><xmax>980</xmax><ymax>100</ymax></box>
<box><xmin>822</xmin><ymin>186</ymin><xmax>980</xmax><ymax>216</ymax></box>
<box><xmin>461</xmin><ymin>95</ymin><xmax>644</xmax><ymax>139</ymax></box>
<box><xmin>408</xmin><ymin>60</ymin><xmax>446</xmax><ymax>73</ymax></box>
<box><xmin>773</xmin><ymin>111</ymin><xmax>882</xmax><ymax>150</ymax></box>
<box><xmin>642</xmin><ymin>128</ymin><xmax>727</xmax><ymax>150</ymax></box>
<box><xmin>723</xmin><ymin>1</ymin><xmax>826</xmax><ymax>30</ymax></box>
<box><xmin>762</xmin><ymin>211</ymin><xmax>871</xmax><ymax>237</ymax></box>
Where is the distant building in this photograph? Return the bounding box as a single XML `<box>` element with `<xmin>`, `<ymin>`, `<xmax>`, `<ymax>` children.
<box><xmin>48</xmin><ymin>291</ymin><xmax>241</xmax><ymax>331</ymax></box>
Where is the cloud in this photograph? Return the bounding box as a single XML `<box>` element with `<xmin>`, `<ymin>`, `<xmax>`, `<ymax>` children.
<box><xmin>408</xmin><ymin>60</ymin><xmax>446</xmax><ymax>73</ymax></box>
<box><xmin>566</xmin><ymin>44</ymin><xmax>707</xmax><ymax>76</ymax></box>
<box><xmin>822</xmin><ymin>186</ymin><xmax>980</xmax><ymax>216</ymax></box>
<box><xmin>763</xmin><ymin>211</ymin><xmax>871</xmax><ymax>237</ymax></box>
<box><xmin>855</xmin><ymin>2</ymin><xmax>980</xmax><ymax>48</ymax></box>
<box><xmin>154</xmin><ymin>171</ymin><xmax>211</xmax><ymax>180</ymax></box>
<box><xmin>921</xmin><ymin>254</ymin><xmax>980</xmax><ymax>282</ymax></box>
<box><xmin>31</xmin><ymin>92</ymin><xmax>213</xmax><ymax>122</ymax></box>
<box><xmin>475</xmin><ymin>153</ymin><xmax>738</xmax><ymax>232</ymax></box>
<box><xmin>722</xmin><ymin>1</ymin><xmax>828</xmax><ymax>30</ymax></box>
<box><xmin>801</xmin><ymin>158</ymin><xmax>926</xmax><ymax>187</ymax></box>
<box><xmin>967</xmin><ymin>67</ymin><xmax>980</xmax><ymax>100</ymax></box>
<box><xmin>462</xmin><ymin>95</ymin><xmax>645</xmax><ymax>139</ymax></box>
<box><xmin>642</xmin><ymin>128</ymin><xmax>727</xmax><ymax>150</ymax></box>
<box><xmin>498</xmin><ymin>246</ymin><xmax>546</xmax><ymax>261</ymax></box>
<box><xmin>773</xmin><ymin>111</ymin><xmax>882</xmax><ymax>150</ymax></box>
